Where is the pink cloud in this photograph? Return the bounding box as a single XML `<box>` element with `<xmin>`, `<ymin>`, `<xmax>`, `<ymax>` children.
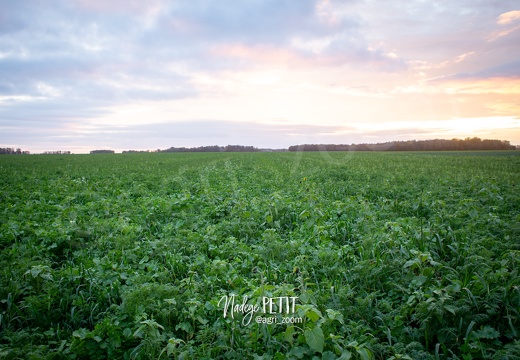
<box><xmin>497</xmin><ymin>10</ymin><xmax>520</xmax><ymax>25</ymax></box>
<box><xmin>211</xmin><ymin>42</ymin><xmax>405</xmax><ymax>72</ymax></box>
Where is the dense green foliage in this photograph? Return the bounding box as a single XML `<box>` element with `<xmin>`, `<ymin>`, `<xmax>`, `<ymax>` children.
<box><xmin>0</xmin><ymin>151</ymin><xmax>519</xmax><ymax>359</ymax></box>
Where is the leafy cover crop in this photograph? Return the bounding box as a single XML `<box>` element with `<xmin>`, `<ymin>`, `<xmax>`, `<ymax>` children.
<box><xmin>0</xmin><ymin>151</ymin><xmax>519</xmax><ymax>359</ymax></box>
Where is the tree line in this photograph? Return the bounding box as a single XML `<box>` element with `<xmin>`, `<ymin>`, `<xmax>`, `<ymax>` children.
<box><xmin>42</xmin><ymin>151</ymin><xmax>71</xmax><ymax>155</ymax></box>
<box><xmin>160</xmin><ymin>145</ymin><xmax>260</xmax><ymax>152</ymax></box>
<box><xmin>0</xmin><ymin>148</ymin><xmax>74</xmax><ymax>155</ymax></box>
<box><xmin>288</xmin><ymin>138</ymin><xmax>517</xmax><ymax>152</ymax></box>
<box><xmin>2</xmin><ymin>138</ymin><xmax>517</xmax><ymax>155</ymax></box>
<box><xmin>0</xmin><ymin>148</ymin><xmax>30</xmax><ymax>154</ymax></box>
<box><xmin>90</xmin><ymin>150</ymin><xmax>115</xmax><ymax>154</ymax></box>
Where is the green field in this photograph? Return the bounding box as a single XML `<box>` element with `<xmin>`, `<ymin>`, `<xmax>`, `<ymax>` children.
<box><xmin>1</xmin><ymin>151</ymin><xmax>519</xmax><ymax>359</ymax></box>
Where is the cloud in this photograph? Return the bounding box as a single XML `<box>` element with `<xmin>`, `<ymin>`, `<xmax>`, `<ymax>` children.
<box><xmin>157</xmin><ymin>0</ymin><xmax>348</xmax><ymax>43</ymax></box>
<box><xmin>0</xmin><ymin>119</ymin><xmax>357</xmax><ymax>152</ymax></box>
<box><xmin>487</xmin><ymin>10</ymin><xmax>520</xmax><ymax>41</ymax></box>
<box><xmin>424</xmin><ymin>60</ymin><xmax>520</xmax><ymax>93</ymax></box>
<box><xmin>497</xmin><ymin>10</ymin><xmax>520</xmax><ymax>25</ymax></box>
<box><xmin>0</xmin><ymin>0</ymin><xmax>362</xmax><ymax>101</ymax></box>
<box><xmin>209</xmin><ymin>39</ymin><xmax>407</xmax><ymax>74</ymax></box>
<box><xmin>1</xmin><ymin>1</ymin><xmax>520</xmax><ymax>151</ymax></box>
<box><xmin>0</xmin><ymin>0</ymin><xmax>404</xmax><ymax>133</ymax></box>
<box><xmin>463</xmin><ymin>60</ymin><xmax>520</xmax><ymax>79</ymax></box>
<box><xmin>5</xmin><ymin>116</ymin><xmax>518</xmax><ymax>154</ymax></box>
<box><xmin>75</xmin><ymin>0</ymin><xmax>162</xmax><ymax>14</ymax></box>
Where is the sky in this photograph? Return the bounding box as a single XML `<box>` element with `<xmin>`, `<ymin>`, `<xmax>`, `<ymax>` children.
<box><xmin>1</xmin><ymin>0</ymin><xmax>519</xmax><ymax>153</ymax></box>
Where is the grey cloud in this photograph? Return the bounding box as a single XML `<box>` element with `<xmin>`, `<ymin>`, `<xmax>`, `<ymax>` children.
<box><xmin>459</xmin><ymin>60</ymin><xmax>520</xmax><ymax>79</ymax></box>
<box><xmin>429</xmin><ymin>60</ymin><xmax>520</xmax><ymax>83</ymax></box>
<box><xmin>0</xmin><ymin>99</ymin><xmax>108</xmax><ymax>124</ymax></box>
<box><xmin>481</xmin><ymin>60</ymin><xmax>520</xmax><ymax>78</ymax></box>
<box><xmin>357</xmin><ymin>0</ymin><xmax>519</xmax><ymax>65</ymax></box>
<box><xmin>0</xmin><ymin>0</ymin><xmax>364</xmax><ymax>117</ymax></box>
<box><xmin>1</xmin><ymin>119</ymin><xmax>358</xmax><ymax>152</ymax></box>
<box><xmin>154</xmin><ymin>0</ymin><xmax>348</xmax><ymax>44</ymax></box>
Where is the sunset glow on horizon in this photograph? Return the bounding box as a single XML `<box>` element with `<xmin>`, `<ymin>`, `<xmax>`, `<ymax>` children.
<box><xmin>1</xmin><ymin>1</ymin><xmax>519</xmax><ymax>153</ymax></box>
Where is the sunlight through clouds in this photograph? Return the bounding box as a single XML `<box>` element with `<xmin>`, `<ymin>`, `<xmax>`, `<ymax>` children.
<box><xmin>0</xmin><ymin>1</ymin><xmax>519</xmax><ymax>152</ymax></box>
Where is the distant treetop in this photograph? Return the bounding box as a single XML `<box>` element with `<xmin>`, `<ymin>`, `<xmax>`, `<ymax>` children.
<box><xmin>160</xmin><ymin>145</ymin><xmax>260</xmax><ymax>153</ymax></box>
<box><xmin>90</xmin><ymin>150</ymin><xmax>115</xmax><ymax>154</ymax></box>
<box><xmin>0</xmin><ymin>147</ymin><xmax>29</xmax><ymax>154</ymax></box>
<box><xmin>288</xmin><ymin>138</ymin><xmax>516</xmax><ymax>152</ymax></box>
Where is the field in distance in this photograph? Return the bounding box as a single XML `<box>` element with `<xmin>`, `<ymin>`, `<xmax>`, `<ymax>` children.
<box><xmin>1</xmin><ymin>151</ymin><xmax>519</xmax><ymax>359</ymax></box>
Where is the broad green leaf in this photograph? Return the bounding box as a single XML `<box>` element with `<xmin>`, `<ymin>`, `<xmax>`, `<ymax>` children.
<box><xmin>443</xmin><ymin>304</ymin><xmax>457</xmax><ymax>315</ymax></box>
<box><xmin>72</xmin><ymin>328</ymin><xmax>88</xmax><ymax>339</ymax></box>
<box><xmin>322</xmin><ymin>351</ymin><xmax>337</xmax><ymax>360</ymax></box>
<box><xmin>306</xmin><ymin>308</ymin><xmax>322</xmax><ymax>322</ymax></box>
<box><xmin>474</xmin><ymin>326</ymin><xmax>500</xmax><ymax>339</ymax></box>
<box><xmin>403</xmin><ymin>259</ymin><xmax>417</xmax><ymax>268</ymax></box>
<box><xmin>289</xmin><ymin>346</ymin><xmax>307</xmax><ymax>358</ymax></box>
<box><xmin>305</xmin><ymin>327</ymin><xmax>324</xmax><ymax>353</ymax></box>
<box><xmin>337</xmin><ymin>350</ymin><xmax>352</xmax><ymax>360</ymax></box>
<box><xmin>284</xmin><ymin>326</ymin><xmax>296</xmax><ymax>343</ymax></box>
<box><xmin>356</xmin><ymin>347</ymin><xmax>373</xmax><ymax>360</ymax></box>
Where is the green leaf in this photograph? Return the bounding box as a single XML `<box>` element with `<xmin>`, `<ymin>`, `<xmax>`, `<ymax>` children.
<box><xmin>443</xmin><ymin>304</ymin><xmax>457</xmax><ymax>315</ymax></box>
<box><xmin>73</xmin><ymin>328</ymin><xmax>88</xmax><ymax>339</ymax></box>
<box><xmin>337</xmin><ymin>351</ymin><xmax>352</xmax><ymax>360</ymax></box>
<box><xmin>338</xmin><ymin>350</ymin><xmax>352</xmax><ymax>360</ymax></box>
<box><xmin>422</xmin><ymin>267</ymin><xmax>434</xmax><ymax>277</ymax></box>
<box><xmin>465</xmin><ymin>321</ymin><xmax>476</xmax><ymax>341</ymax></box>
<box><xmin>299</xmin><ymin>305</ymin><xmax>322</xmax><ymax>322</ymax></box>
<box><xmin>40</xmin><ymin>272</ymin><xmax>53</xmax><ymax>281</ymax></box>
<box><xmin>175</xmin><ymin>322</ymin><xmax>193</xmax><ymax>334</ymax></box>
<box><xmin>285</xmin><ymin>326</ymin><xmax>296</xmax><ymax>343</ymax></box>
<box><xmin>410</xmin><ymin>275</ymin><xmax>427</xmax><ymax>287</ymax></box>
<box><xmin>326</xmin><ymin>309</ymin><xmax>344</xmax><ymax>324</ymax></box>
<box><xmin>306</xmin><ymin>308</ymin><xmax>322</xmax><ymax>322</ymax></box>
<box><xmin>305</xmin><ymin>327</ymin><xmax>324</xmax><ymax>353</ymax></box>
<box><xmin>403</xmin><ymin>259</ymin><xmax>418</xmax><ymax>269</ymax></box>
<box><xmin>474</xmin><ymin>326</ymin><xmax>500</xmax><ymax>340</ymax></box>
<box><xmin>356</xmin><ymin>347</ymin><xmax>373</xmax><ymax>360</ymax></box>
<box><xmin>299</xmin><ymin>210</ymin><xmax>310</xmax><ymax>219</ymax></box>
<box><xmin>288</xmin><ymin>346</ymin><xmax>307</xmax><ymax>358</ymax></box>
<box><xmin>322</xmin><ymin>351</ymin><xmax>337</xmax><ymax>360</ymax></box>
